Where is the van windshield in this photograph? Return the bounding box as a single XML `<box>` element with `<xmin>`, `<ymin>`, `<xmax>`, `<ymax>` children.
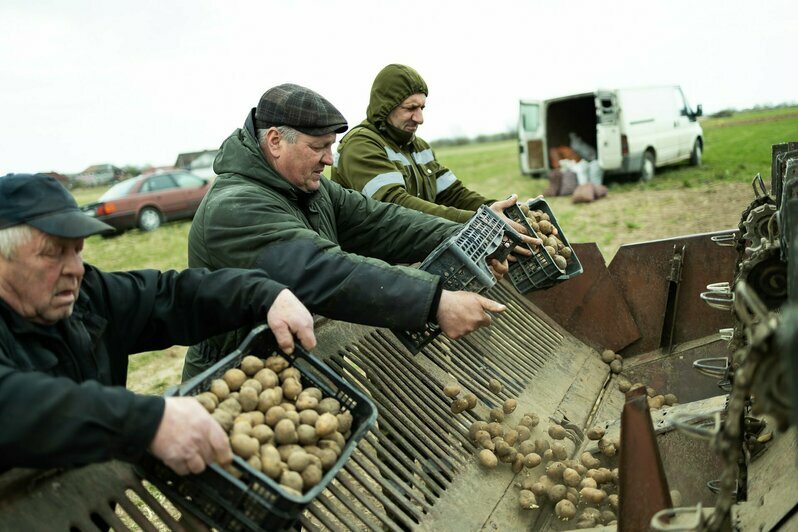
<box><xmin>520</xmin><ymin>103</ymin><xmax>540</xmax><ymax>133</ymax></box>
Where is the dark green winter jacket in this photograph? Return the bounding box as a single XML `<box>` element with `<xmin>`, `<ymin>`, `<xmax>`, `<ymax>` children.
<box><xmin>331</xmin><ymin>64</ymin><xmax>491</xmax><ymax>222</ymax></box>
<box><xmin>185</xmin><ymin>110</ymin><xmax>460</xmax><ymax>378</ymax></box>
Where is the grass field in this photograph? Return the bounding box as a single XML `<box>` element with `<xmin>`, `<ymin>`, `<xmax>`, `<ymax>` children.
<box><xmin>70</xmin><ymin>107</ymin><xmax>798</xmax><ymax>395</ymax></box>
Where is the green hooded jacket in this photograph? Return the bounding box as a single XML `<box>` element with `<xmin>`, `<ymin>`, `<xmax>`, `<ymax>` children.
<box><xmin>331</xmin><ymin>64</ymin><xmax>491</xmax><ymax>223</ymax></box>
<box><xmin>184</xmin><ymin>110</ymin><xmax>460</xmax><ymax>378</ymax></box>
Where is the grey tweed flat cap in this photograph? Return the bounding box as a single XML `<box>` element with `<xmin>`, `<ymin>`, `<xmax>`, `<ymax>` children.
<box><xmin>255</xmin><ymin>83</ymin><xmax>348</xmax><ymax>136</ymax></box>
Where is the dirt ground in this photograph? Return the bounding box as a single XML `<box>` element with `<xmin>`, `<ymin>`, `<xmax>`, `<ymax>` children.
<box><xmin>546</xmin><ymin>180</ymin><xmax>757</xmax><ymax>263</ymax></box>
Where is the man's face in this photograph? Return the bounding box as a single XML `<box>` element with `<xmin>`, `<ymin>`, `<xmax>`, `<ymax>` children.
<box><xmin>387</xmin><ymin>93</ymin><xmax>426</xmax><ymax>133</ymax></box>
<box><xmin>270</xmin><ymin>131</ymin><xmax>337</xmax><ymax>193</ymax></box>
<box><xmin>0</xmin><ymin>228</ymin><xmax>85</xmax><ymax>324</ymax></box>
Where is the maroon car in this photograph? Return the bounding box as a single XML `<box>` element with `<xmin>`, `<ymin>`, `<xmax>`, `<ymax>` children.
<box><xmin>81</xmin><ymin>170</ymin><xmax>210</xmax><ymax>235</ymax></box>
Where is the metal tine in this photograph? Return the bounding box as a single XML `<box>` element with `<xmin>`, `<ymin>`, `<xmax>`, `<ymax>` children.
<box><xmin>476</xmin><ymin>319</ymin><xmax>546</xmax><ymax>376</ymax></box>
<box><xmin>361</xmin><ymin>339</ymin><xmax>476</xmax><ymax>453</ymax></box>
<box><xmin>650</xmin><ymin>503</ymin><xmax>705</xmax><ymax>531</ymax></box>
<box><xmin>115</xmin><ymin>495</ymin><xmax>163</xmax><ymax>532</ymax></box>
<box><xmin>705</xmin><ymin>282</ymin><xmax>731</xmax><ymax>293</ymax></box>
<box><xmin>304</xmin><ymin>497</ymin><xmax>348</xmax><ymax>531</ymax></box>
<box><xmin>340</xmin><ymin>455</ymin><xmax>425</xmax><ymax>528</ymax></box>
<box><xmin>718</xmin><ymin>328</ymin><xmax>734</xmax><ymax>341</ymax></box>
<box><xmin>717</xmin><ymin>379</ymin><xmax>732</xmax><ymax>392</ymax></box>
<box><xmin>313</xmin><ymin>489</ymin><xmax>382</xmax><ymax>532</ymax></box>
<box><xmin>491</xmin><ymin>300</ymin><xmax>561</xmax><ymax>362</ymax></box>
<box><xmin>297</xmin><ymin>513</ymin><xmax>323</xmax><ymax>532</ymax></box>
<box><xmin>330</xmin><ymin>469</ymin><xmax>408</xmax><ymax>532</ymax></box>
<box><xmin>492</xmin><ymin>283</ymin><xmax>564</xmax><ymax>339</ymax></box>
<box><xmin>711</xmin><ymin>232</ymin><xmax>738</xmax><ymax>247</ymax></box>
<box><xmin>670</xmin><ymin>411</ymin><xmax>723</xmax><ymax>440</ymax></box>
<box><xmin>693</xmin><ymin>357</ymin><xmax>730</xmax><ymax>378</ymax></box>
<box><xmin>351</xmin><ymin>437</ymin><xmax>434</xmax><ymax>513</ymax></box>
<box><xmin>706</xmin><ymin>479</ymin><xmax>722</xmax><ymax>494</ymax></box>
<box><xmin>338</xmin><ymin>347</ymin><xmax>465</xmax><ymax>474</ymax></box>
<box><xmin>133</xmin><ymin>480</ymin><xmax>185</xmax><ymax>530</ymax></box>
<box><xmin>700</xmin><ymin>290</ymin><xmax>734</xmax><ymax>310</ymax></box>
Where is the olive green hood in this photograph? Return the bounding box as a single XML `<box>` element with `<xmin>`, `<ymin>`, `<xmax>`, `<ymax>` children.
<box><xmin>366</xmin><ymin>64</ymin><xmax>428</xmax><ymax>128</ymax></box>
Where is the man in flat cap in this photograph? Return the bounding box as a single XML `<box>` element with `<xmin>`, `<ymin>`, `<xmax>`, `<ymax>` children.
<box><xmin>184</xmin><ymin>83</ymin><xmax>511</xmax><ymax>380</ymax></box>
<box><xmin>0</xmin><ymin>173</ymin><xmax>316</xmax><ymax>474</ymax></box>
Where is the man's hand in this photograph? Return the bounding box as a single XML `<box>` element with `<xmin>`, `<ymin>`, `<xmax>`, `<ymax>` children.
<box><xmin>489</xmin><ymin>195</ymin><xmax>542</xmax><ymax>257</ymax></box>
<box><xmin>149</xmin><ymin>397</ymin><xmax>233</xmax><ymax>475</ymax></box>
<box><xmin>436</xmin><ymin>290</ymin><xmax>507</xmax><ymax>339</ymax></box>
<box><xmin>488</xmin><ymin>258</ymin><xmax>509</xmax><ymax>280</ymax></box>
<box><xmin>267</xmin><ymin>289</ymin><xmax>317</xmax><ymax>354</ymax></box>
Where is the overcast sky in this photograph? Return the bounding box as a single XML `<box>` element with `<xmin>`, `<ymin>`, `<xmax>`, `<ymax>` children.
<box><xmin>1</xmin><ymin>0</ymin><xmax>795</xmax><ymax>175</ymax></box>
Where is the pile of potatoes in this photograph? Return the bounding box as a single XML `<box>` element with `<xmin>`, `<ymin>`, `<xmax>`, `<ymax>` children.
<box><xmin>444</xmin><ymin>379</ymin><xmax>622</xmax><ymax>528</ymax></box>
<box><xmin>600</xmin><ymin>348</ymin><xmax>679</xmax><ymax>409</ymax></box>
<box><xmin>194</xmin><ymin>354</ymin><xmax>354</xmax><ymax>496</ymax></box>
<box><xmin>518</xmin><ymin>203</ymin><xmax>573</xmax><ymax>272</ymax></box>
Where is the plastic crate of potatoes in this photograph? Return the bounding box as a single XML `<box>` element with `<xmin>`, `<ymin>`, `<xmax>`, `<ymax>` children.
<box><xmin>136</xmin><ymin>324</ymin><xmax>377</xmax><ymax>531</ymax></box>
<box><xmin>394</xmin><ymin>205</ymin><xmax>524</xmax><ymax>353</ymax></box>
<box><xmin>504</xmin><ymin>198</ymin><xmax>583</xmax><ymax>293</ymax></box>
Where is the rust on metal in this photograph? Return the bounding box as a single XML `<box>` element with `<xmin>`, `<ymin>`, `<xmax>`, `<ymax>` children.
<box><xmin>610</xmin><ymin>231</ymin><xmax>738</xmax><ymax>357</ymax></box>
<box><xmin>619</xmin><ymin>387</ymin><xmax>673</xmax><ymax>531</ymax></box>
<box><xmin>525</xmin><ymin>242</ymin><xmax>641</xmax><ymax>352</ymax></box>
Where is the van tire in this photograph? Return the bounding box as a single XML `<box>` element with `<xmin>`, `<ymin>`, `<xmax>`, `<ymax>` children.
<box><xmin>690</xmin><ymin>139</ymin><xmax>703</xmax><ymax>166</ymax></box>
<box><xmin>640</xmin><ymin>151</ymin><xmax>655</xmax><ymax>181</ymax></box>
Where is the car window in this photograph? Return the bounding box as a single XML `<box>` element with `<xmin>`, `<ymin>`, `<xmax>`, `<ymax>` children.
<box><xmin>173</xmin><ymin>172</ymin><xmax>206</xmax><ymax>189</ymax></box>
<box><xmin>141</xmin><ymin>174</ymin><xmax>177</xmax><ymax>193</ymax></box>
<box><xmin>98</xmin><ymin>178</ymin><xmax>137</xmax><ymax>201</ymax></box>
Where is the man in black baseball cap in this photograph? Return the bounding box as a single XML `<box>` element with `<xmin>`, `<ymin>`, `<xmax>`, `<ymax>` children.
<box><xmin>0</xmin><ymin>173</ymin><xmax>115</xmax><ymax>237</ymax></box>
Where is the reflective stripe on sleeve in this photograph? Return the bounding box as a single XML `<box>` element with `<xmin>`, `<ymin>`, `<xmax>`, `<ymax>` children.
<box><xmin>413</xmin><ymin>149</ymin><xmax>435</xmax><ymax>165</ymax></box>
<box><xmin>362</xmin><ymin>172</ymin><xmax>406</xmax><ymax>198</ymax></box>
<box><xmin>385</xmin><ymin>146</ymin><xmax>411</xmax><ymax>166</ymax></box>
<box><xmin>435</xmin><ymin>171</ymin><xmax>457</xmax><ymax>194</ymax></box>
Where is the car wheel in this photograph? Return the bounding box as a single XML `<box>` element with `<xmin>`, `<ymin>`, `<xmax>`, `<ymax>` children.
<box><xmin>138</xmin><ymin>207</ymin><xmax>162</xmax><ymax>232</ymax></box>
<box><xmin>640</xmin><ymin>150</ymin><xmax>655</xmax><ymax>182</ymax></box>
<box><xmin>690</xmin><ymin>139</ymin><xmax>703</xmax><ymax>166</ymax></box>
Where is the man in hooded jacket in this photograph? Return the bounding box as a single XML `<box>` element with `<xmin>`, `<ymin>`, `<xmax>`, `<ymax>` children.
<box><xmin>332</xmin><ymin>64</ymin><xmax>494</xmax><ymax>223</ymax></box>
<box><xmin>184</xmin><ymin>83</ymin><xmax>511</xmax><ymax>381</ymax></box>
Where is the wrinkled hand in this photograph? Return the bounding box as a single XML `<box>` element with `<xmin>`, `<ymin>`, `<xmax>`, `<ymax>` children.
<box><xmin>268</xmin><ymin>289</ymin><xmax>317</xmax><ymax>354</ymax></box>
<box><xmin>149</xmin><ymin>397</ymin><xmax>233</xmax><ymax>475</ymax></box>
<box><xmin>436</xmin><ymin>290</ymin><xmax>507</xmax><ymax>339</ymax></box>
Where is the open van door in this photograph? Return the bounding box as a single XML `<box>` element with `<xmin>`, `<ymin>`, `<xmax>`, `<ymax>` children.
<box><xmin>595</xmin><ymin>90</ymin><xmax>622</xmax><ymax>170</ymax></box>
<box><xmin>518</xmin><ymin>100</ymin><xmax>546</xmax><ymax>176</ymax></box>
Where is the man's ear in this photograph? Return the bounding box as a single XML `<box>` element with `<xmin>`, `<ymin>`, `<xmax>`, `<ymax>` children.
<box><xmin>261</xmin><ymin>127</ymin><xmax>282</xmax><ymax>158</ymax></box>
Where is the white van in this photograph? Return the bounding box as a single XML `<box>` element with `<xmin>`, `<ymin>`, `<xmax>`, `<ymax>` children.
<box><xmin>518</xmin><ymin>85</ymin><xmax>703</xmax><ymax>181</ymax></box>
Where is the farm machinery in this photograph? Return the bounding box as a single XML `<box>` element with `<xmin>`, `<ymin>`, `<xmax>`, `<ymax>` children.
<box><xmin>0</xmin><ymin>143</ymin><xmax>796</xmax><ymax>531</ymax></box>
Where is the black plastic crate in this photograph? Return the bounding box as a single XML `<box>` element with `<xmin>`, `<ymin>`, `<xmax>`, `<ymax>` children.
<box><xmin>136</xmin><ymin>325</ymin><xmax>378</xmax><ymax>531</ymax></box>
<box><xmin>506</xmin><ymin>198</ymin><xmax>583</xmax><ymax>292</ymax></box>
<box><xmin>394</xmin><ymin>205</ymin><xmax>524</xmax><ymax>353</ymax></box>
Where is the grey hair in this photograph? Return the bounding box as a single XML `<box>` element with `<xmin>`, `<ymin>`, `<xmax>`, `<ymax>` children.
<box><xmin>257</xmin><ymin>126</ymin><xmax>299</xmax><ymax>145</ymax></box>
<box><xmin>0</xmin><ymin>224</ymin><xmax>34</xmax><ymax>260</ymax></box>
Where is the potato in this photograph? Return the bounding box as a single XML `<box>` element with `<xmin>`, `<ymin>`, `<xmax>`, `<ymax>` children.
<box><xmin>538</xmin><ymin>220</ymin><xmax>553</xmax><ymax>235</ymax></box>
<box><xmin>265</xmin><ymin>405</ymin><xmax>287</xmax><ymax>427</ymax></box>
<box><xmin>486</xmin><ymin>422</ymin><xmax>504</xmax><ymax>438</ymax></box>
<box><xmin>609</xmin><ymin>360</ymin><xmax>623</xmax><ymax>374</ymax></box>
<box><xmin>519</xmin><ymin>489</ymin><xmax>539</xmax><ymax>510</ymax></box>
<box><xmin>664</xmin><ymin>393</ymin><xmax>679</xmax><ymax>406</ymax></box>
<box><xmin>211</xmin><ymin>409</ymin><xmax>234</xmax><ymax>432</ymax></box>
<box><xmin>210</xmin><ymin>379</ymin><xmax>230</xmax><ymax>401</ymax></box>
<box><xmin>230</xmin><ymin>433</ymin><xmax>259</xmax><ymax>459</ymax></box>
<box><xmin>280</xmin><ymin>470</ymin><xmax>303</xmax><ymax>493</ymax></box>
<box><xmin>489</xmin><ymin>407</ymin><xmax>505</xmax><ymax>422</ymax></box>
<box><xmin>512</xmin><ymin>454</ymin><xmax>525</xmax><ymax>473</ymax></box>
<box><xmin>478</xmin><ymin>449</ymin><xmax>498</xmax><ymax>468</ymax></box>
<box><xmin>287</xmin><ymin>450</ymin><xmax>312</xmax><ymax>472</ymax></box>
<box><xmin>240</xmin><ymin>355</ymin><xmax>264</xmax><ymax>376</ymax></box>
<box><xmin>336</xmin><ymin>411</ymin><xmax>353</xmax><ymax>434</ymax></box>
<box><xmin>580</xmin><ymin>487</ymin><xmax>607</xmax><ymax>505</ymax></box>
<box><xmin>218</xmin><ymin>397</ymin><xmax>242</xmax><ymax>417</ymax></box>
<box><xmin>315</xmin><ymin>412</ymin><xmax>339</xmax><ymax>437</ymax></box>
<box><xmin>547</xmin><ymin>483</ymin><xmax>567</xmax><ymax>502</ymax></box>
<box><xmin>524</xmin><ymin>453</ymin><xmax>542</xmax><ymax>468</ymax></box>
<box><xmin>241</xmin><ymin>378</ymin><xmax>263</xmax><ymax>395</ymax></box>
<box><xmin>607</xmin><ymin>493</ymin><xmax>619</xmax><ymax>510</ymax></box>
<box><xmin>469</xmin><ymin>420</ymin><xmax>489</xmax><ymax>440</ymax></box>
<box><xmin>488</xmin><ymin>378</ymin><xmax>502</xmax><ymax>394</ymax></box>
<box><xmin>299</xmin><ymin>409</ymin><xmax>319</xmax><ymax>426</ymax></box>
<box><xmin>297</xmin><ymin>424</ymin><xmax>318</xmax><ymax>445</ymax></box>
<box><xmin>279</xmin><ymin>367</ymin><xmax>301</xmax><ymax>383</ymax></box>
<box><xmin>503</xmin><ymin>399</ymin><xmax>518</xmax><ymax>414</ymax></box>
<box><xmin>519</xmin><ymin>413</ymin><xmax>540</xmax><ymax>428</ymax></box>
<box><xmin>600</xmin><ymin>349</ymin><xmax>616</xmax><ymax>364</ymax></box>
<box><xmin>546</xmin><ymin>461</ymin><xmax>566</xmax><ymax>480</ymax></box>
<box><xmin>274</xmin><ymin>418</ymin><xmax>298</xmax><ymax>445</ymax></box>
<box><xmin>264</xmin><ymin>355</ymin><xmax>290</xmax><ymax>373</ymax></box>
<box><xmin>295</xmin><ymin>394</ymin><xmax>319</xmax><ymax>411</ymax></box>
<box><xmin>195</xmin><ymin>393</ymin><xmax>216</xmax><ymax>413</ymax></box>
<box><xmin>562</xmin><ymin>467</ymin><xmax>581</xmax><ymax>487</ymax></box>
<box><xmin>551</xmin><ymin>442</ymin><xmax>568</xmax><ymax>461</ymax></box>
<box><xmin>464</xmin><ymin>393</ymin><xmax>478</xmax><ymax>410</ymax></box>
<box><xmin>223</xmin><ymin>368</ymin><xmax>247</xmax><ymax>392</ymax></box>
<box><xmin>504</xmin><ymin>429</ymin><xmax>519</xmax><ymax>447</ymax></box>
<box><xmin>555</xmin><ymin>499</ymin><xmax>576</xmax><ymax>520</ymax></box>
<box><xmin>451</xmin><ymin>398</ymin><xmax>468</xmax><ymax>414</ymax></box>
<box><xmin>580</xmin><ymin>477</ymin><xmax>597</xmax><ymax>489</ymax></box>
<box><xmin>282</xmin><ymin>377</ymin><xmax>302</xmax><ymax>401</ymax></box>
<box><xmin>238</xmin><ymin>386</ymin><xmax>259</xmax><ymax>412</ymax></box>
<box><xmin>586</xmin><ymin>426</ymin><xmax>605</xmax><ymax>440</ymax></box>
<box><xmin>260</xmin><ymin>445</ymin><xmax>282</xmax><ymax>479</ymax></box>
<box><xmin>258</xmin><ymin>387</ymin><xmax>283</xmax><ymax>412</ymax></box>
<box><xmin>251</xmin><ymin>424</ymin><xmax>274</xmax><ymax>444</ymax></box>
<box><xmin>318</xmin><ymin>397</ymin><xmax>341</xmax><ymax>415</ymax></box>
<box><xmin>516</xmin><ymin>425</ymin><xmax>532</xmax><ymax>443</ymax></box>
<box><xmin>617</xmin><ymin>377</ymin><xmax>632</xmax><ymax>393</ymax></box>
<box><xmin>253</xmin><ymin>368</ymin><xmax>279</xmax><ymax>389</ymax></box>
<box><xmin>534</xmin><ymin>438</ymin><xmax>550</xmax><ymax>454</ymax></box>
<box><xmin>548</xmin><ymin>424</ymin><xmax>567</xmax><ymax>440</ymax></box>
<box><xmin>301</xmin><ymin>464</ymin><xmax>323</xmax><ymax>489</ymax></box>
<box><xmin>443</xmin><ymin>383</ymin><xmax>461</xmax><ymax>398</ymax></box>
<box><xmin>231</xmin><ymin>420</ymin><xmax>253</xmax><ymax>436</ymax></box>
<box><xmin>530</xmin><ymin>482</ymin><xmax>548</xmax><ymax>497</ymax></box>
<box><xmin>560</xmin><ymin>246</ymin><xmax>573</xmax><ymax>260</ymax></box>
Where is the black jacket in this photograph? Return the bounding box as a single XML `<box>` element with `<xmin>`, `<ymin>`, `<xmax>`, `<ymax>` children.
<box><xmin>0</xmin><ymin>264</ymin><xmax>286</xmax><ymax>470</ymax></box>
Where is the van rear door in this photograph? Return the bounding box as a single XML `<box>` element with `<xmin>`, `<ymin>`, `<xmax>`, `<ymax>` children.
<box><xmin>518</xmin><ymin>100</ymin><xmax>546</xmax><ymax>175</ymax></box>
<box><xmin>595</xmin><ymin>90</ymin><xmax>622</xmax><ymax>170</ymax></box>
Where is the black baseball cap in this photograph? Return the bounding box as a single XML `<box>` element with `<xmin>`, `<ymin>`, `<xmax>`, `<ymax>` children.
<box><xmin>0</xmin><ymin>173</ymin><xmax>115</xmax><ymax>238</ymax></box>
<box><xmin>254</xmin><ymin>83</ymin><xmax>348</xmax><ymax>136</ymax></box>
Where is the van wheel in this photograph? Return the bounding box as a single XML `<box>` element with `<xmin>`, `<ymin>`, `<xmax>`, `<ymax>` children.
<box><xmin>138</xmin><ymin>207</ymin><xmax>162</xmax><ymax>232</ymax></box>
<box><xmin>640</xmin><ymin>151</ymin><xmax>655</xmax><ymax>181</ymax></box>
<box><xmin>690</xmin><ymin>140</ymin><xmax>703</xmax><ymax>166</ymax></box>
